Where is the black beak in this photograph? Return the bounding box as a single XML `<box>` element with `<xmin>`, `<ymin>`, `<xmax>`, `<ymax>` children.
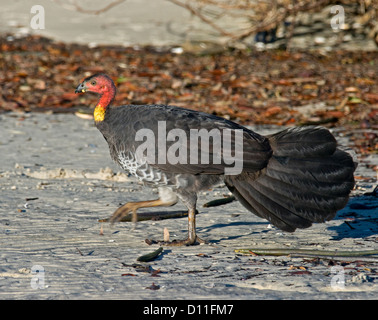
<box><xmin>75</xmin><ymin>82</ymin><xmax>87</xmax><ymax>94</ymax></box>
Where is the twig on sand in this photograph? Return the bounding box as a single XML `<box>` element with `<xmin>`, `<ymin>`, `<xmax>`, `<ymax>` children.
<box><xmin>163</xmin><ymin>227</ymin><xmax>170</xmax><ymax>242</ymax></box>
<box><xmin>203</xmin><ymin>196</ymin><xmax>236</xmax><ymax>207</ymax></box>
<box><xmin>235</xmin><ymin>248</ymin><xmax>378</xmax><ymax>260</ymax></box>
<box><xmin>99</xmin><ymin>210</ymin><xmax>194</xmax><ymax>222</ymax></box>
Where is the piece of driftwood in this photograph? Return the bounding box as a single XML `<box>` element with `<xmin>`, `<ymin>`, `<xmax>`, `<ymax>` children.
<box><xmin>203</xmin><ymin>196</ymin><xmax>236</xmax><ymax>207</ymax></box>
<box><xmin>235</xmin><ymin>248</ymin><xmax>378</xmax><ymax>259</ymax></box>
<box><xmin>137</xmin><ymin>247</ymin><xmax>164</xmax><ymax>262</ymax></box>
<box><xmin>99</xmin><ymin>210</ymin><xmax>196</xmax><ymax>222</ymax></box>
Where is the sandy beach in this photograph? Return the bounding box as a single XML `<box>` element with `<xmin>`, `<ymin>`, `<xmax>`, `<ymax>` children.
<box><xmin>0</xmin><ymin>111</ymin><xmax>377</xmax><ymax>300</ymax></box>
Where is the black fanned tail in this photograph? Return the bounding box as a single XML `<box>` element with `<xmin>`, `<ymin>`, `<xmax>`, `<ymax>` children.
<box><xmin>225</xmin><ymin>127</ymin><xmax>356</xmax><ymax>232</ymax></box>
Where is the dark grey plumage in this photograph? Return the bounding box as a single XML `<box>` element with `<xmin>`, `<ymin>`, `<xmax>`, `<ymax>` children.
<box><xmin>96</xmin><ymin>104</ymin><xmax>356</xmax><ymax>232</ymax></box>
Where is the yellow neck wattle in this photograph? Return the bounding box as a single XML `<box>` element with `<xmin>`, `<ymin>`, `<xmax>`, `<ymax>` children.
<box><xmin>94</xmin><ymin>104</ymin><xmax>106</xmax><ymax>122</ymax></box>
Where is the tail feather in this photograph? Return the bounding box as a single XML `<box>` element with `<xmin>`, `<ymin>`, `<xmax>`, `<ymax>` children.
<box><xmin>267</xmin><ymin>150</ymin><xmax>355</xmax><ymax>195</ymax></box>
<box><xmin>252</xmin><ymin>176</ymin><xmax>349</xmax><ymax>221</ymax></box>
<box><xmin>225</xmin><ymin>126</ymin><xmax>356</xmax><ymax>232</ymax></box>
<box><xmin>269</xmin><ymin>152</ymin><xmax>354</xmax><ymax>183</ymax></box>
<box><xmin>266</xmin><ymin>166</ymin><xmax>355</xmax><ymax>197</ymax></box>
<box><xmin>227</xmin><ymin>180</ymin><xmax>313</xmax><ymax>231</ymax></box>
<box><xmin>267</xmin><ymin>126</ymin><xmax>337</xmax><ymax>157</ymax></box>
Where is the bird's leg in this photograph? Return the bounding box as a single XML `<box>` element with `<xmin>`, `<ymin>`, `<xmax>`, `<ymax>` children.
<box><xmin>185</xmin><ymin>207</ymin><xmax>206</xmax><ymax>245</ymax></box>
<box><xmin>98</xmin><ymin>198</ymin><xmax>177</xmax><ymax>224</ymax></box>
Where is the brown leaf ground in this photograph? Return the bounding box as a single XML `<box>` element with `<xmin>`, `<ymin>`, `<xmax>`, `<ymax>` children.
<box><xmin>1</xmin><ymin>34</ymin><xmax>377</xmax><ymax>158</ymax></box>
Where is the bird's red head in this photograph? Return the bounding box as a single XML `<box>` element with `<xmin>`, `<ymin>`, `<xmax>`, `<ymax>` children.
<box><xmin>75</xmin><ymin>74</ymin><xmax>117</xmax><ymax>122</ymax></box>
<box><xmin>75</xmin><ymin>73</ymin><xmax>115</xmax><ymax>96</ymax></box>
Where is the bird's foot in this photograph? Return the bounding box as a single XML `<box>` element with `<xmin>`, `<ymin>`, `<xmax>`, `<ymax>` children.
<box><xmin>98</xmin><ymin>202</ymin><xmax>138</xmax><ymax>224</ymax></box>
<box><xmin>145</xmin><ymin>235</ymin><xmax>206</xmax><ymax>246</ymax></box>
<box><xmin>98</xmin><ymin>199</ymin><xmax>171</xmax><ymax>224</ymax></box>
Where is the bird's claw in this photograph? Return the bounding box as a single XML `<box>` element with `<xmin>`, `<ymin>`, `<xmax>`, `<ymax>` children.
<box><xmin>145</xmin><ymin>236</ymin><xmax>206</xmax><ymax>246</ymax></box>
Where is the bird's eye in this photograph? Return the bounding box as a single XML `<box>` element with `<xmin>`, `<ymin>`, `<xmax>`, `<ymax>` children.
<box><xmin>91</xmin><ymin>80</ymin><xmax>96</xmax><ymax>86</ymax></box>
